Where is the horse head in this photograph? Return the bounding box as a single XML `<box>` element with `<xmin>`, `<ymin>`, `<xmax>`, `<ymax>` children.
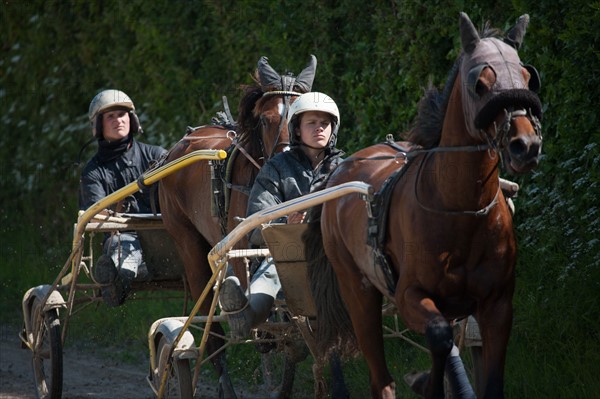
<box><xmin>459</xmin><ymin>12</ymin><xmax>543</xmax><ymax>174</ymax></box>
<box><xmin>240</xmin><ymin>55</ymin><xmax>317</xmax><ymax>161</ymax></box>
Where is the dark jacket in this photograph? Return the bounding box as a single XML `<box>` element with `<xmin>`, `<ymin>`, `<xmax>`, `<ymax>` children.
<box><xmin>79</xmin><ymin>138</ymin><xmax>167</xmax><ymax>213</ymax></box>
<box><xmin>246</xmin><ymin>146</ymin><xmax>343</xmax><ymax>246</ymax></box>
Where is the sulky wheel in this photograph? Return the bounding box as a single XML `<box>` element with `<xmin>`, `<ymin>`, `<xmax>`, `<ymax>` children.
<box><xmin>30</xmin><ymin>297</ymin><xmax>63</xmax><ymax>399</ymax></box>
<box><xmin>153</xmin><ymin>335</ymin><xmax>193</xmax><ymax>399</ymax></box>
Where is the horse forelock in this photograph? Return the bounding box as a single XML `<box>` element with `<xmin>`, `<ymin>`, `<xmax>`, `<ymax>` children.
<box><xmin>237</xmin><ymin>82</ymin><xmax>264</xmax><ymax>149</ymax></box>
<box><xmin>406</xmin><ymin>56</ymin><xmax>462</xmax><ymax>148</ymax></box>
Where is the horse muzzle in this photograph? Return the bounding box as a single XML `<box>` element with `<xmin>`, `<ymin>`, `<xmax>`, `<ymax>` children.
<box><xmin>503</xmin><ymin>133</ymin><xmax>542</xmax><ymax>174</ymax></box>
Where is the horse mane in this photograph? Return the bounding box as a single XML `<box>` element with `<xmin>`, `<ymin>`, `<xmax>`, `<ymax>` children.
<box><xmin>236</xmin><ymin>72</ymin><xmax>265</xmax><ymax>154</ymax></box>
<box><xmin>404</xmin><ymin>23</ymin><xmax>502</xmax><ymax>148</ymax></box>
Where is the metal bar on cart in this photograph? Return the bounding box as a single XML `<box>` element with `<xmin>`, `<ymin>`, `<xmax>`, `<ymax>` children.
<box><xmin>203</xmin><ymin>182</ymin><xmax>373</xmax><ymax>368</ymax></box>
<box><xmin>74</xmin><ymin>149</ymin><xmax>227</xmax><ymax>246</ymax></box>
<box><xmin>41</xmin><ymin>150</ymin><xmax>227</xmax><ymax>341</ymax></box>
<box><xmin>152</xmin><ymin>181</ymin><xmax>373</xmax><ymax>397</ymax></box>
<box><xmin>207</xmin><ymin>181</ymin><xmax>373</xmax><ymax>272</ymax></box>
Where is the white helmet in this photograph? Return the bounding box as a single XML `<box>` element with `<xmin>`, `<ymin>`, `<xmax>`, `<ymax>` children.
<box><xmin>288</xmin><ymin>92</ymin><xmax>340</xmax><ymax>148</ymax></box>
<box><xmin>88</xmin><ymin>89</ymin><xmax>141</xmax><ymax>138</ymax></box>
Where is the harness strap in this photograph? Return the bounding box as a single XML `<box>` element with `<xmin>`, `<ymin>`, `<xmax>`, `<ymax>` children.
<box><xmin>222</xmin><ymin>95</ymin><xmax>235</xmax><ymax>126</ymax></box>
<box><xmin>137</xmin><ymin>153</ymin><xmax>170</xmax><ymax>216</ymax></box>
<box><xmin>365</xmin><ymin>137</ymin><xmax>499</xmax><ymax>295</ymax></box>
<box><xmin>413</xmin><ymin>151</ymin><xmax>502</xmax><ymax>217</ymax></box>
<box><xmin>367</xmin><ymin>158</ymin><xmax>414</xmax><ymax>295</ymax></box>
<box><xmin>234</xmin><ymin>141</ymin><xmax>262</xmax><ymax>170</ymax></box>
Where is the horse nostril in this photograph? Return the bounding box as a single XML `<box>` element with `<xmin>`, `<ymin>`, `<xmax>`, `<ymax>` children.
<box><xmin>509</xmin><ymin>138</ymin><xmax>527</xmax><ymax>158</ymax></box>
<box><xmin>529</xmin><ymin>140</ymin><xmax>541</xmax><ymax>158</ymax></box>
<box><xmin>509</xmin><ymin>136</ymin><xmax>542</xmax><ymax>160</ymax></box>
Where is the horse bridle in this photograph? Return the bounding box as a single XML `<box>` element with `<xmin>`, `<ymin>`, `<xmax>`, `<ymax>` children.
<box><xmin>261</xmin><ymin>72</ymin><xmax>307</xmax><ymax>159</ymax></box>
<box><xmin>413</xmin><ymin>107</ymin><xmax>539</xmax><ymax>217</ymax></box>
<box><xmin>479</xmin><ymin>107</ymin><xmax>542</xmax><ymax>156</ymax></box>
<box><xmin>260</xmin><ymin>89</ymin><xmax>300</xmax><ymax>160</ymax></box>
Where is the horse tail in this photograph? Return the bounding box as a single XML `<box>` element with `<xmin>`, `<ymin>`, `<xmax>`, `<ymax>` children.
<box><xmin>304</xmin><ymin>204</ymin><xmax>358</xmax><ymax>359</ymax></box>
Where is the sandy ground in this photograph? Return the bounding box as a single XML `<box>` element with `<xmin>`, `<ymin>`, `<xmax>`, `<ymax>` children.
<box><xmin>0</xmin><ymin>323</ymin><xmax>168</xmax><ymax>399</ymax></box>
<box><xmin>0</xmin><ymin>322</ymin><xmax>308</xmax><ymax>399</ymax></box>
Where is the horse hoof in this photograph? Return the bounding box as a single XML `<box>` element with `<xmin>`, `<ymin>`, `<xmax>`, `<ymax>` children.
<box><xmin>218</xmin><ymin>375</ymin><xmax>239</xmax><ymax>399</ymax></box>
<box><xmin>284</xmin><ymin>341</ymin><xmax>309</xmax><ymax>363</ymax></box>
<box><xmin>403</xmin><ymin>371</ymin><xmax>429</xmax><ymax>397</ymax></box>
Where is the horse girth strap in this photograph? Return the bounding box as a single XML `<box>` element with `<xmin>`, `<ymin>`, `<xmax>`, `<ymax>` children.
<box><xmin>367</xmin><ymin>157</ymin><xmax>415</xmax><ymax>295</ymax></box>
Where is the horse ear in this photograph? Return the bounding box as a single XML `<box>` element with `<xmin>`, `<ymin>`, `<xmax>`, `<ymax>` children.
<box><xmin>294</xmin><ymin>54</ymin><xmax>317</xmax><ymax>93</ymax></box>
<box><xmin>257</xmin><ymin>56</ymin><xmax>282</xmax><ymax>91</ymax></box>
<box><xmin>504</xmin><ymin>14</ymin><xmax>530</xmax><ymax>50</ymax></box>
<box><xmin>459</xmin><ymin>12</ymin><xmax>480</xmax><ymax>54</ymax></box>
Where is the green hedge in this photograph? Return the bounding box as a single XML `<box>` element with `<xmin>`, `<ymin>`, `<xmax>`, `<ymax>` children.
<box><xmin>2</xmin><ymin>1</ymin><xmax>598</xmax><ymax>397</ymax></box>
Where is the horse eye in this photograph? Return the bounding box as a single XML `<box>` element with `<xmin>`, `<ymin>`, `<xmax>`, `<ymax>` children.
<box><xmin>474</xmin><ymin>66</ymin><xmax>496</xmax><ymax>97</ymax></box>
<box><xmin>466</xmin><ymin>63</ymin><xmax>489</xmax><ymax>99</ymax></box>
<box><xmin>475</xmin><ymin>79</ymin><xmax>488</xmax><ymax>97</ymax></box>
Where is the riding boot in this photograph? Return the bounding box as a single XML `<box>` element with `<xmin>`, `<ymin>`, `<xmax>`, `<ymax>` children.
<box><xmin>116</xmin><ymin>269</ymin><xmax>135</xmax><ymax>305</ymax></box>
<box><xmin>95</xmin><ymin>255</ymin><xmax>121</xmax><ymax>307</ymax></box>
<box><xmin>219</xmin><ymin>276</ymin><xmax>276</xmax><ymax>339</ymax></box>
<box><xmin>445</xmin><ymin>345</ymin><xmax>476</xmax><ymax>399</ymax></box>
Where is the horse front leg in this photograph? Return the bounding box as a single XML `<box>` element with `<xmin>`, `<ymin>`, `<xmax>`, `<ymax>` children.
<box><xmin>477</xmin><ymin>296</ymin><xmax>513</xmax><ymax>399</ymax></box>
<box><xmin>167</xmin><ymin>220</ymin><xmax>238</xmax><ymax>399</ymax></box>
<box><xmin>401</xmin><ymin>288</ymin><xmax>453</xmax><ymax>399</ymax></box>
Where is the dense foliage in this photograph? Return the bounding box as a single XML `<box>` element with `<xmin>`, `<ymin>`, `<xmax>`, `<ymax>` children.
<box><xmin>1</xmin><ymin>0</ymin><xmax>599</xmax><ymax>397</ymax></box>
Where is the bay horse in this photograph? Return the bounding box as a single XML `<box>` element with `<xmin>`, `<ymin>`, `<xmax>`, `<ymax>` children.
<box><xmin>159</xmin><ymin>55</ymin><xmax>316</xmax><ymax>397</ymax></box>
<box><xmin>306</xmin><ymin>13</ymin><xmax>542</xmax><ymax>399</ymax></box>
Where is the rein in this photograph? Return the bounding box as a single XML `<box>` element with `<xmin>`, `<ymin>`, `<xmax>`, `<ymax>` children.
<box><xmin>180</xmin><ymin>129</ymin><xmax>264</xmax><ymax>169</ymax></box>
<box><xmin>413</xmin><ymin>151</ymin><xmax>502</xmax><ymax>217</ymax></box>
<box><xmin>349</xmin><ymin>137</ymin><xmax>491</xmax><ymax>163</ymax></box>
<box><xmin>357</xmin><ymin>136</ymin><xmax>501</xmax><ymax>217</ymax></box>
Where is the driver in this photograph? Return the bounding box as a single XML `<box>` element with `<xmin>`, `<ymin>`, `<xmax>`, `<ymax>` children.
<box><xmin>219</xmin><ymin>92</ymin><xmax>344</xmax><ymax>338</ymax></box>
<box><xmin>219</xmin><ymin>91</ymin><xmax>477</xmax><ymax>398</ymax></box>
<box><xmin>80</xmin><ymin>89</ymin><xmax>167</xmax><ymax>307</ymax></box>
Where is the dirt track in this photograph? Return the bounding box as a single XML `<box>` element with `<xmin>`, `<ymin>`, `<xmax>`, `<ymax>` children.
<box><xmin>0</xmin><ymin>323</ymin><xmax>164</xmax><ymax>399</ymax></box>
<box><xmin>0</xmin><ymin>322</ymin><xmax>299</xmax><ymax>399</ymax></box>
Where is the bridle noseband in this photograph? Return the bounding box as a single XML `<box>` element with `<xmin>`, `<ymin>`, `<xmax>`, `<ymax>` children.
<box><xmin>479</xmin><ymin>107</ymin><xmax>542</xmax><ymax>155</ymax></box>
